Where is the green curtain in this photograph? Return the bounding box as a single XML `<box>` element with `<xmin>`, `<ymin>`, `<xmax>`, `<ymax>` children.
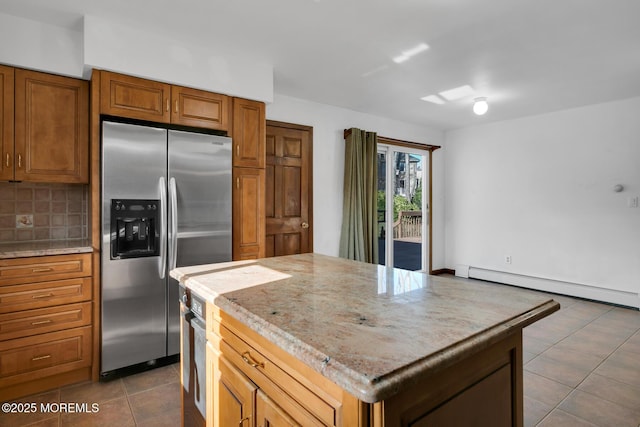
<box><xmin>339</xmin><ymin>128</ymin><xmax>378</xmax><ymax>264</ymax></box>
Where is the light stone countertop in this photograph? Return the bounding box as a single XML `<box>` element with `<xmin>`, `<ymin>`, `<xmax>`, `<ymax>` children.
<box><xmin>0</xmin><ymin>240</ymin><xmax>93</xmax><ymax>259</ymax></box>
<box><xmin>171</xmin><ymin>253</ymin><xmax>559</xmax><ymax>403</ymax></box>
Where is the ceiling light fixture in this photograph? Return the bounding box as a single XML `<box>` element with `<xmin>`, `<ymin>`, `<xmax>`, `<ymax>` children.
<box><xmin>473</xmin><ymin>97</ymin><xmax>489</xmax><ymax>115</ymax></box>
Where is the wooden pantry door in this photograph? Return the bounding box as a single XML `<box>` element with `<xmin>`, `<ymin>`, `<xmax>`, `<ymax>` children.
<box><xmin>265</xmin><ymin>121</ymin><xmax>313</xmax><ymax>257</ymax></box>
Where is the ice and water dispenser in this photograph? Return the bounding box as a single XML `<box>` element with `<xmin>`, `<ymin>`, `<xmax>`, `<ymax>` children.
<box><xmin>110</xmin><ymin>199</ymin><xmax>160</xmax><ymax>259</ymax></box>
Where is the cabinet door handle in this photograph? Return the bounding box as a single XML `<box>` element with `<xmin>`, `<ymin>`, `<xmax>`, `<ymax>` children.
<box><xmin>32</xmin><ymin>267</ymin><xmax>54</xmax><ymax>273</ymax></box>
<box><xmin>31</xmin><ymin>319</ymin><xmax>52</xmax><ymax>325</ymax></box>
<box><xmin>17</xmin><ymin>154</ymin><xmax>22</xmax><ymax>168</ymax></box>
<box><xmin>239</xmin><ymin>416</ymin><xmax>251</xmax><ymax>426</ymax></box>
<box><xmin>301</xmin><ymin>222</ymin><xmax>309</xmax><ymax>229</ymax></box>
<box><xmin>32</xmin><ymin>293</ymin><xmax>53</xmax><ymax>299</ymax></box>
<box><xmin>175</xmin><ymin>100</ymin><xmax>178</xmax><ymax>114</ymax></box>
<box><xmin>166</xmin><ymin>99</ymin><xmax>170</xmax><ymax>112</ymax></box>
<box><xmin>241</xmin><ymin>351</ymin><xmax>264</xmax><ymax>369</ymax></box>
<box><xmin>5</xmin><ymin>153</ymin><xmax>9</xmax><ymax>167</ymax></box>
<box><xmin>236</xmin><ymin>145</ymin><xmax>240</xmax><ymax>156</ymax></box>
<box><xmin>32</xmin><ymin>354</ymin><xmax>52</xmax><ymax>361</ymax></box>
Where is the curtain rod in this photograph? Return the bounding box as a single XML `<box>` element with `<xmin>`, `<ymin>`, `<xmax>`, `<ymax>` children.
<box><xmin>343</xmin><ymin>128</ymin><xmax>441</xmax><ymax>151</ymax></box>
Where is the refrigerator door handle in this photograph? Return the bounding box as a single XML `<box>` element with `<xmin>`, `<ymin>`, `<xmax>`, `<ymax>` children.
<box><xmin>169</xmin><ymin>177</ymin><xmax>178</xmax><ymax>271</ymax></box>
<box><xmin>158</xmin><ymin>176</ymin><xmax>167</xmax><ymax>279</ymax></box>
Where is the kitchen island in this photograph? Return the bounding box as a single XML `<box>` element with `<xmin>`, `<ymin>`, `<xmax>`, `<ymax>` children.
<box><xmin>171</xmin><ymin>253</ymin><xmax>559</xmax><ymax>427</ymax></box>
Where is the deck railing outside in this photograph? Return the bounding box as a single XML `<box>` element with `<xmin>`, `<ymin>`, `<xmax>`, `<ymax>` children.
<box><xmin>393</xmin><ymin>210</ymin><xmax>422</xmax><ymax>239</ymax></box>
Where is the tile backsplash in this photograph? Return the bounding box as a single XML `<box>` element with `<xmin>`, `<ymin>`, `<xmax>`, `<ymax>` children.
<box><xmin>0</xmin><ymin>182</ymin><xmax>89</xmax><ymax>243</ymax></box>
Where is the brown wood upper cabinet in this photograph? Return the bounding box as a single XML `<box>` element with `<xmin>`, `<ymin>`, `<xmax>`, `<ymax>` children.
<box><xmin>100</xmin><ymin>70</ymin><xmax>230</xmax><ymax>131</ymax></box>
<box><xmin>0</xmin><ymin>68</ymin><xmax>89</xmax><ymax>183</ymax></box>
<box><xmin>171</xmin><ymin>86</ymin><xmax>230</xmax><ymax>130</ymax></box>
<box><xmin>0</xmin><ymin>65</ymin><xmax>14</xmax><ymax>182</ymax></box>
<box><xmin>232</xmin><ymin>97</ymin><xmax>265</xmax><ymax>168</ymax></box>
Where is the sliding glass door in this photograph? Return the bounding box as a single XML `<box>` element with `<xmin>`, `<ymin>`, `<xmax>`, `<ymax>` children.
<box><xmin>377</xmin><ymin>144</ymin><xmax>429</xmax><ymax>271</ymax></box>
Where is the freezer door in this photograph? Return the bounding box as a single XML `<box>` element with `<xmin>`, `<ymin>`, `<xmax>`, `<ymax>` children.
<box><xmin>167</xmin><ymin>130</ymin><xmax>232</xmax><ymax>355</ymax></box>
<box><xmin>101</xmin><ymin>121</ymin><xmax>168</xmax><ymax>373</ymax></box>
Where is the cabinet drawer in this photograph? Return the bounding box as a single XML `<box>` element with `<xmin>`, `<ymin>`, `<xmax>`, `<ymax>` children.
<box><xmin>219</xmin><ymin>323</ymin><xmax>336</xmax><ymax>426</ymax></box>
<box><xmin>0</xmin><ymin>326</ymin><xmax>91</xmax><ymax>386</ymax></box>
<box><xmin>0</xmin><ymin>253</ymin><xmax>91</xmax><ymax>286</ymax></box>
<box><xmin>0</xmin><ymin>277</ymin><xmax>92</xmax><ymax>313</ymax></box>
<box><xmin>0</xmin><ymin>302</ymin><xmax>91</xmax><ymax>341</ymax></box>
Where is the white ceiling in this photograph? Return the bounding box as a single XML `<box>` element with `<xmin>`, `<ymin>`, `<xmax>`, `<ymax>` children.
<box><xmin>2</xmin><ymin>0</ymin><xmax>640</xmax><ymax>131</ymax></box>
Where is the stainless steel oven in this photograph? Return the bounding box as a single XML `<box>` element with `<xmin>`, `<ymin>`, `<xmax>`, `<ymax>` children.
<box><xmin>179</xmin><ymin>284</ymin><xmax>207</xmax><ymax>427</ymax></box>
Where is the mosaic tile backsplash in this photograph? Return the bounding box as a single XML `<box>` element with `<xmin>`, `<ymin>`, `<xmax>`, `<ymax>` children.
<box><xmin>0</xmin><ymin>182</ymin><xmax>89</xmax><ymax>243</ymax></box>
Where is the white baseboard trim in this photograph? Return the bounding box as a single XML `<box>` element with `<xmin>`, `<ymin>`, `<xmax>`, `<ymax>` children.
<box><xmin>455</xmin><ymin>264</ymin><xmax>470</xmax><ymax>278</ymax></box>
<box><xmin>468</xmin><ymin>267</ymin><xmax>639</xmax><ymax>310</ymax></box>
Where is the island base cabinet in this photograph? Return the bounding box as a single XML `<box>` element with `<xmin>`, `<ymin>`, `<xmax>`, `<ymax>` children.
<box><xmin>378</xmin><ymin>331</ymin><xmax>522</xmax><ymax>427</ymax></box>
<box><xmin>207</xmin><ymin>305</ymin><xmax>524</xmax><ymax>427</ymax></box>
<box><xmin>212</xmin><ymin>352</ymin><xmax>255</xmax><ymax>427</ymax></box>
<box><xmin>208</xmin><ymin>343</ymin><xmax>322</xmax><ymax>427</ymax></box>
<box><xmin>256</xmin><ymin>390</ymin><xmax>302</xmax><ymax>427</ymax></box>
<box><xmin>207</xmin><ymin>307</ymin><xmax>353</xmax><ymax>427</ymax></box>
<box><xmin>411</xmin><ymin>365</ymin><xmax>511</xmax><ymax>426</ymax></box>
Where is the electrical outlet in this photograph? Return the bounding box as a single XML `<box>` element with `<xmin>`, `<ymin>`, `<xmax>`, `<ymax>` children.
<box><xmin>629</xmin><ymin>196</ymin><xmax>639</xmax><ymax>208</ymax></box>
<box><xmin>505</xmin><ymin>255</ymin><xmax>512</xmax><ymax>264</ymax></box>
<box><xmin>16</xmin><ymin>214</ymin><xmax>33</xmax><ymax>228</ymax></box>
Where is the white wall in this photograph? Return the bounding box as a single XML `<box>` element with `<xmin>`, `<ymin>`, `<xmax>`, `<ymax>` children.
<box><xmin>267</xmin><ymin>94</ymin><xmax>446</xmax><ymax>268</ymax></box>
<box><xmin>0</xmin><ymin>13</ymin><xmax>273</xmax><ymax>103</ymax></box>
<box><xmin>0</xmin><ymin>13</ymin><xmax>83</xmax><ymax>77</ymax></box>
<box><xmin>445</xmin><ymin>97</ymin><xmax>640</xmax><ymax>307</ymax></box>
<box><xmin>83</xmin><ymin>16</ymin><xmax>273</xmax><ymax>103</ymax></box>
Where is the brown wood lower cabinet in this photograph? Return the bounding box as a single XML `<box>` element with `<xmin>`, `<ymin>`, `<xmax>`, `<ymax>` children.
<box><xmin>0</xmin><ymin>301</ymin><xmax>91</xmax><ymax>341</ymax></box>
<box><xmin>257</xmin><ymin>389</ymin><xmax>309</xmax><ymax>427</ymax></box>
<box><xmin>205</xmin><ymin>304</ymin><xmax>523</xmax><ymax>427</ymax></box>
<box><xmin>207</xmin><ymin>341</ymin><xmax>324</xmax><ymax>427</ymax></box>
<box><xmin>0</xmin><ymin>326</ymin><xmax>92</xmax><ymax>386</ymax></box>
<box><xmin>0</xmin><ymin>253</ymin><xmax>93</xmax><ymax>400</ymax></box>
<box><xmin>0</xmin><ymin>277</ymin><xmax>92</xmax><ymax>313</ymax></box>
<box><xmin>381</xmin><ymin>332</ymin><xmax>520</xmax><ymax>426</ymax></box>
<box><xmin>213</xmin><ymin>353</ymin><xmax>255</xmax><ymax>427</ymax></box>
<box><xmin>410</xmin><ymin>365</ymin><xmax>512</xmax><ymax>426</ymax></box>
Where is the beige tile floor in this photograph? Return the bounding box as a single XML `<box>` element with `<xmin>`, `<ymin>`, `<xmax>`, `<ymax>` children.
<box><xmin>0</xmin><ymin>364</ymin><xmax>181</xmax><ymax>427</ymax></box>
<box><xmin>1</xmin><ymin>281</ymin><xmax>639</xmax><ymax>427</ymax></box>
<box><xmin>520</xmin><ymin>291</ymin><xmax>640</xmax><ymax>426</ymax></box>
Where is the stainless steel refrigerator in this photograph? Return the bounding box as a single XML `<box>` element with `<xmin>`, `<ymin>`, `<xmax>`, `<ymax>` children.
<box><xmin>101</xmin><ymin>121</ymin><xmax>232</xmax><ymax>374</ymax></box>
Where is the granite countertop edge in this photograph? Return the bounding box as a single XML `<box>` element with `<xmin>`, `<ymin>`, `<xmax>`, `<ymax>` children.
<box><xmin>0</xmin><ymin>240</ymin><xmax>94</xmax><ymax>259</ymax></box>
<box><xmin>213</xmin><ymin>294</ymin><xmax>559</xmax><ymax>403</ymax></box>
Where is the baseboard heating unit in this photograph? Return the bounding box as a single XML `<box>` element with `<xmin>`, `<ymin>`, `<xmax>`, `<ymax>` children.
<box><xmin>455</xmin><ymin>265</ymin><xmax>639</xmax><ymax>310</ymax></box>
